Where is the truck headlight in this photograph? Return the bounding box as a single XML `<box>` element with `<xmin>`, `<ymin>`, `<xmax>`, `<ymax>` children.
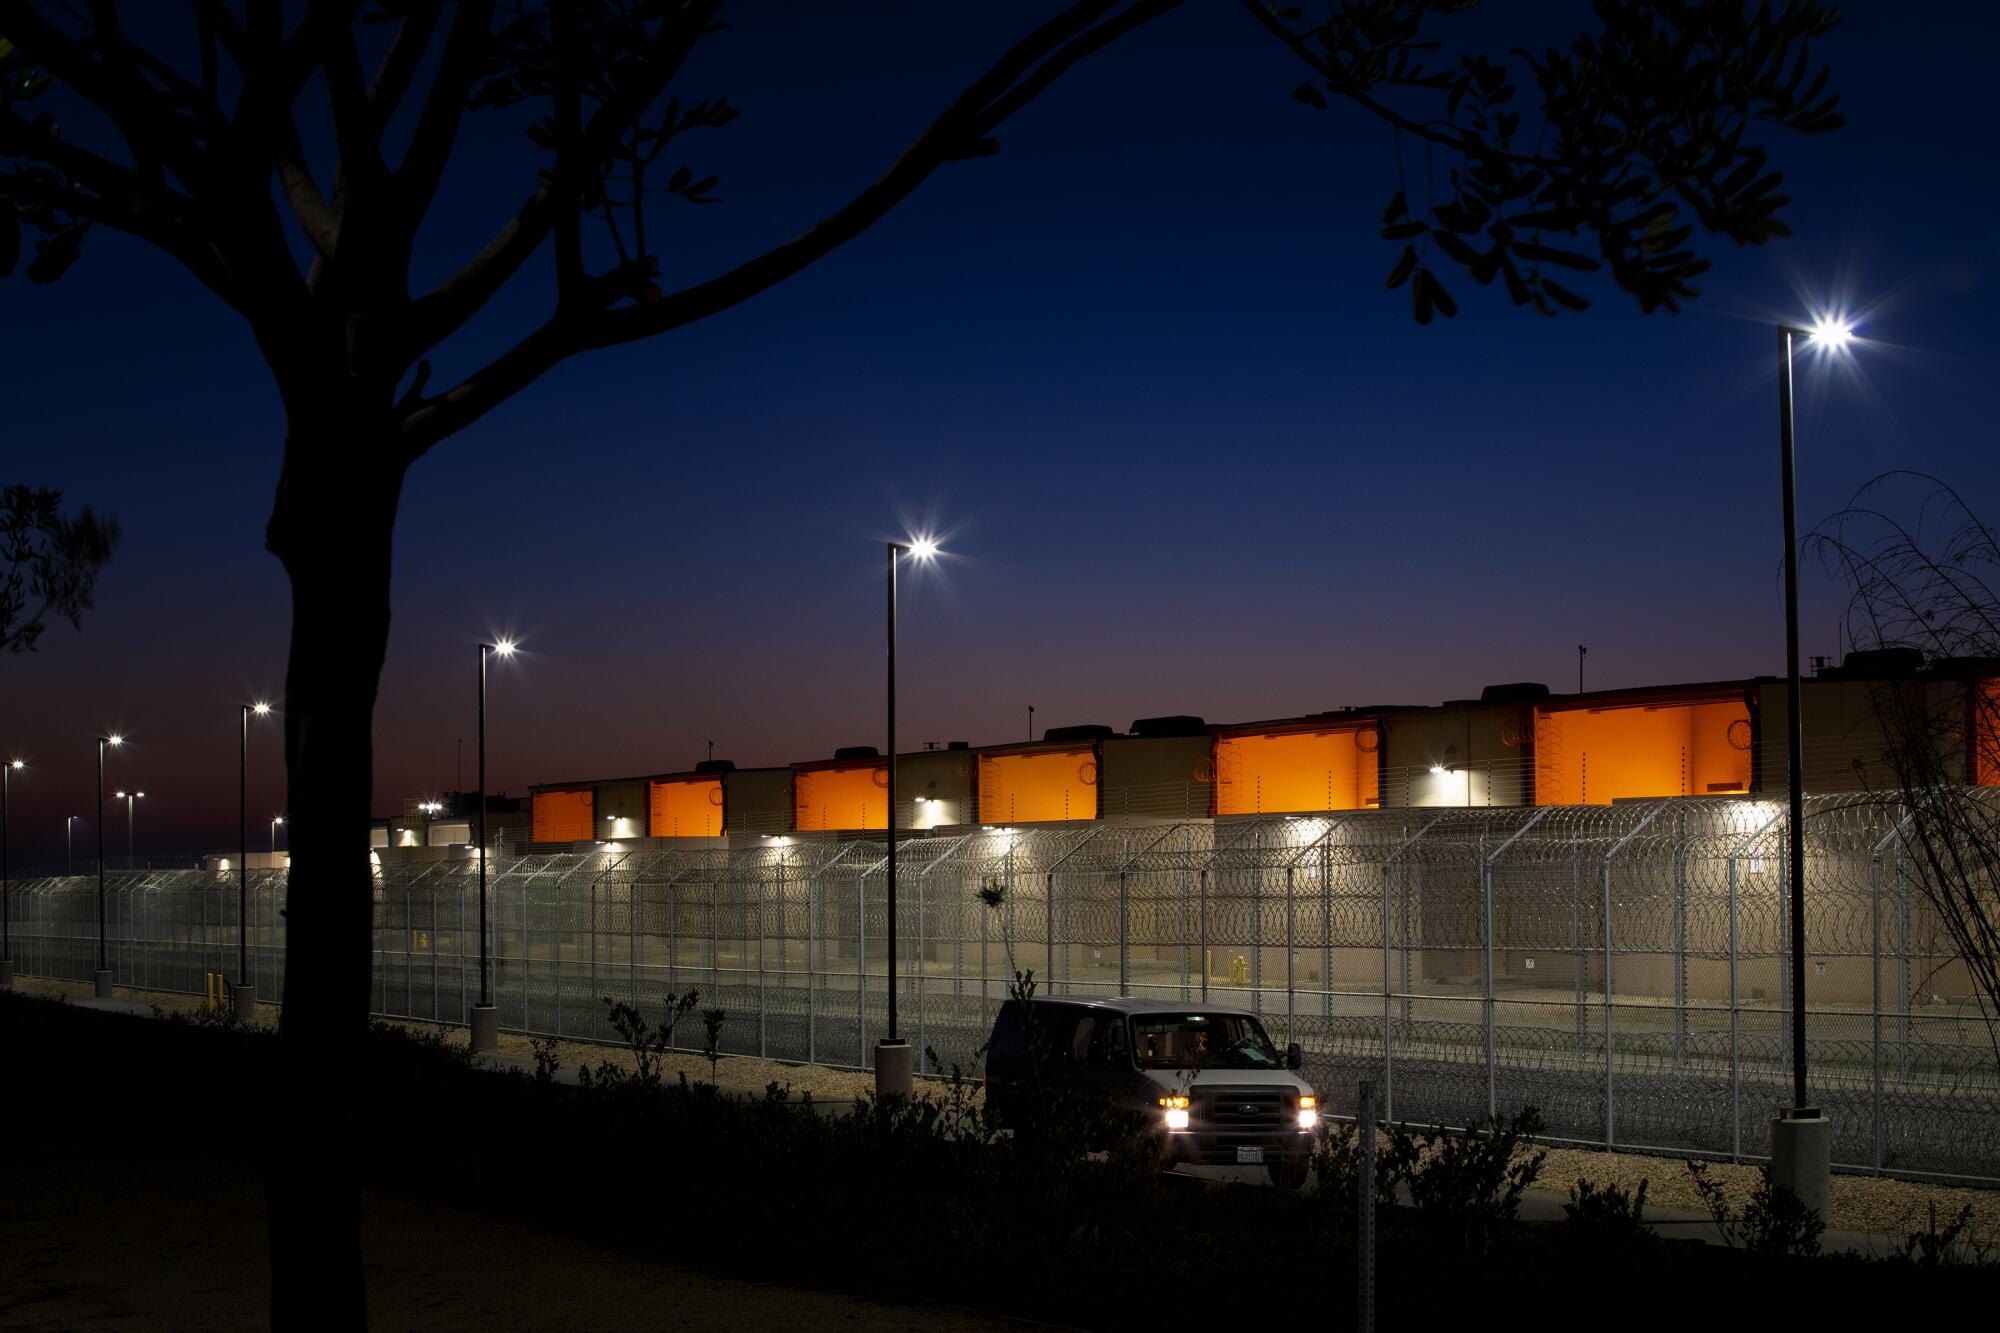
<box><xmin>1297</xmin><ymin>1094</ymin><xmax>1318</xmax><ymax>1130</ymax></box>
<box><xmin>1158</xmin><ymin>1095</ymin><xmax>1190</xmax><ymax>1131</ymax></box>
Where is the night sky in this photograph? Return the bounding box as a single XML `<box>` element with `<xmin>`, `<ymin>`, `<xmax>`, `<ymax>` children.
<box><xmin>4</xmin><ymin>5</ymin><xmax>1997</xmax><ymax>865</ymax></box>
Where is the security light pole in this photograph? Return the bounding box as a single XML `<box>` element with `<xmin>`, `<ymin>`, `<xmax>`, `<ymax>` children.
<box><xmin>94</xmin><ymin>735</ymin><xmax>121</xmax><ymax>997</ymax></box>
<box><xmin>879</xmin><ymin>537</ymin><xmax>938</xmax><ymax>1099</ymax></box>
<box><xmin>238</xmin><ymin>702</ymin><xmax>272</xmax><ymax>1019</ymax></box>
<box><xmin>66</xmin><ymin>815</ymin><xmax>77</xmax><ymax>876</ymax></box>
<box><xmin>470</xmin><ymin>638</ymin><xmax>515</xmax><ymax>1054</ymax></box>
<box><xmin>1769</xmin><ymin>317</ymin><xmax>1852</xmax><ymax>1220</ymax></box>
<box><xmin>2</xmin><ymin>760</ymin><xmax>20</xmax><ymax>988</ymax></box>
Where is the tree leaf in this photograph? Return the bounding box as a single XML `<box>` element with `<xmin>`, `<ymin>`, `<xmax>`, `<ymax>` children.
<box><xmin>1385</xmin><ymin>244</ymin><xmax>1418</xmax><ymax>289</ymax></box>
<box><xmin>1381</xmin><ymin>190</ymin><xmax>1407</xmax><ymax>224</ymax></box>
<box><xmin>0</xmin><ymin>211</ymin><xmax>18</xmax><ymax>279</ymax></box>
<box><xmin>1290</xmin><ymin>81</ymin><xmax>1327</xmax><ymax>111</ymax></box>
<box><xmin>1541</xmin><ymin>277</ymin><xmax>1589</xmax><ymax>312</ymax></box>
<box><xmin>1380</xmin><ymin>220</ymin><xmax>1426</xmax><ymax>241</ymax></box>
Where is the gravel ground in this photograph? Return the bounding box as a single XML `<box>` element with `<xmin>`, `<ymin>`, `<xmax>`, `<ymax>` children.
<box><xmin>14</xmin><ymin>974</ymin><xmax>1997</xmax><ymax>1248</ymax></box>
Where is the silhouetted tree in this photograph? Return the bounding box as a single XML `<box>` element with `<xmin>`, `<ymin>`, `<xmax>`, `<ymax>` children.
<box><xmin>0</xmin><ymin>484</ymin><xmax>119</xmax><ymax>654</ymax></box>
<box><xmin>1810</xmin><ymin>473</ymin><xmax>2000</xmax><ymax>1060</ymax></box>
<box><xmin>0</xmin><ymin>1</ymin><xmax>1841</xmax><ymax>1322</ymax></box>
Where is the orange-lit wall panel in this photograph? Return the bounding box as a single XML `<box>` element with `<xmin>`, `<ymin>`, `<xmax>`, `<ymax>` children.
<box><xmin>1977</xmin><ymin>680</ymin><xmax>2000</xmax><ymax>787</ymax></box>
<box><xmin>532</xmin><ymin>788</ymin><xmax>595</xmax><ymax>843</ymax></box>
<box><xmin>795</xmin><ymin>765</ymin><xmax>887</xmax><ymax>831</ymax></box>
<box><xmin>649</xmin><ymin>777</ymin><xmax>723</xmax><ymax>837</ymax></box>
<box><xmin>978</xmin><ymin>748</ymin><xmax>1097</xmax><ymax>824</ymax></box>
<box><xmin>1535</xmin><ymin>698</ymin><xmax>1751</xmax><ymax>805</ymax></box>
<box><xmin>1214</xmin><ymin>728</ymin><xmax>1379</xmax><ymax>815</ymax></box>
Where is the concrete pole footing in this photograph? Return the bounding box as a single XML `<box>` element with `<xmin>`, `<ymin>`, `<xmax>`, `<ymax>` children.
<box><xmin>93</xmin><ymin>968</ymin><xmax>114</xmax><ymax>999</ymax></box>
<box><xmin>875</xmin><ymin>1038</ymin><xmax>913</xmax><ymax>1100</ymax></box>
<box><xmin>1770</xmin><ymin>1109</ymin><xmax>1831</xmax><ymax>1222</ymax></box>
<box><xmin>232</xmin><ymin>981</ymin><xmax>258</xmax><ymax>1023</ymax></box>
<box><xmin>0</xmin><ymin>958</ymin><xmax>12</xmax><ymax>988</ymax></box>
<box><xmin>470</xmin><ymin>1004</ymin><xmax>499</xmax><ymax>1054</ymax></box>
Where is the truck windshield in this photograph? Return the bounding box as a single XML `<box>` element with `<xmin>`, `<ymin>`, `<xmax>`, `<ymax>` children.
<box><xmin>1131</xmin><ymin>1013</ymin><xmax>1281</xmax><ymax>1070</ymax></box>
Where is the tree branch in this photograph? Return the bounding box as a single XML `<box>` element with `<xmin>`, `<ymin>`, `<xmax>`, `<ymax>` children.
<box><xmin>366</xmin><ymin>1</ymin><xmax>443</xmax><ymax>133</ymax></box>
<box><xmin>395</xmin><ymin>0</ymin><xmax>496</xmax><ymax>231</ymax></box>
<box><xmin>396</xmin><ymin>0</ymin><xmax>1186</xmax><ymax>453</ymax></box>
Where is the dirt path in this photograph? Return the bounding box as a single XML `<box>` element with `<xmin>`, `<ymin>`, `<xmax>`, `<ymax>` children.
<box><xmin>0</xmin><ymin>1155</ymin><xmax>1023</xmax><ymax>1332</ymax></box>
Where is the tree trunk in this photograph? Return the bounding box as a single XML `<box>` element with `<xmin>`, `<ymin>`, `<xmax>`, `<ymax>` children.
<box><xmin>264</xmin><ymin>408</ymin><xmax>406</xmax><ymax>1330</ymax></box>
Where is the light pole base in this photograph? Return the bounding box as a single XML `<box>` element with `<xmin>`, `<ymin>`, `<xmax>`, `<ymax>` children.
<box><xmin>469</xmin><ymin>1004</ymin><xmax>499</xmax><ymax>1055</ymax></box>
<box><xmin>1770</xmin><ymin>1108</ymin><xmax>1831</xmax><ymax>1222</ymax></box>
<box><xmin>232</xmin><ymin>981</ymin><xmax>259</xmax><ymax>1024</ymax></box>
<box><xmin>93</xmin><ymin>968</ymin><xmax>114</xmax><ymax>1000</ymax></box>
<box><xmin>874</xmin><ymin>1038</ymin><xmax>913</xmax><ymax>1100</ymax></box>
<box><xmin>0</xmin><ymin>958</ymin><xmax>12</xmax><ymax>988</ymax></box>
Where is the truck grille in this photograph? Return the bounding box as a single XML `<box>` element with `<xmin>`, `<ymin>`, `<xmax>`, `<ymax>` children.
<box><xmin>1199</xmin><ymin>1089</ymin><xmax>1290</xmax><ymax>1130</ymax></box>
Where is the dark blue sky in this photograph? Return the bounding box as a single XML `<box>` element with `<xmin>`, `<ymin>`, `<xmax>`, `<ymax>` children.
<box><xmin>5</xmin><ymin>4</ymin><xmax>1997</xmax><ymax>862</ymax></box>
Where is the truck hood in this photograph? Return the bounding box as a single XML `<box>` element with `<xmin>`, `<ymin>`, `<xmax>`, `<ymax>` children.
<box><xmin>1139</xmin><ymin>1067</ymin><xmax>1312</xmax><ymax>1096</ymax></box>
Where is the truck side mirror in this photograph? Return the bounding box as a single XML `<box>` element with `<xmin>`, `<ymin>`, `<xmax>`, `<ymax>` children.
<box><xmin>1285</xmin><ymin>1042</ymin><xmax>1303</xmax><ymax>1071</ymax></box>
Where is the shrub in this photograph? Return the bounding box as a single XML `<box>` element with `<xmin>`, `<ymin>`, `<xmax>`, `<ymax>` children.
<box><xmin>1388</xmin><ymin>1107</ymin><xmax>1547</xmax><ymax>1255</ymax></box>
<box><xmin>1563</xmin><ymin>1177</ymin><xmax>1654</xmax><ymax>1249</ymax></box>
<box><xmin>1893</xmin><ymin>1204</ymin><xmax>1990</xmax><ymax>1267</ymax></box>
<box><xmin>1686</xmin><ymin>1160</ymin><xmax>1824</xmax><ymax>1257</ymax></box>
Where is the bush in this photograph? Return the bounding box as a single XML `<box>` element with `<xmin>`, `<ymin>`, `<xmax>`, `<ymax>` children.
<box><xmin>1387</xmin><ymin>1107</ymin><xmax>1547</xmax><ymax>1255</ymax></box>
<box><xmin>1893</xmin><ymin>1204</ymin><xmax>1990</xmax><ymax>1267</ymax></box>
<box><xmin>1563</xmin><ymin>1177</ymin><xmax>1654</xmax><ymax>1250</ymax></box>
<box><xmin>1686</xmin><ymin>1160</ymin><xmax>1824</xmax><ymax>1257</ymax></box>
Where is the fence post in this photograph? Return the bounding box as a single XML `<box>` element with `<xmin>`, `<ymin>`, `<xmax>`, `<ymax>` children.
<box><xmin>1357</xmin><ymin>1078</ymin><xmax>1377</xmax><ymax>1333</ymax></box>
<box><xmin>809</xmin><ymin>862</ymin><xmax>819</xmax><ymax>1065</ymax></box>
<box><xmin>1118</xmin><ymin>869</ymin><xmax>1130</xmax><ymax>993</ymax></box>
<box><xmin>1673</xmin><ymin>806</ymin><xmax>1687</xmax><ymax>1066</ymax></box>
<box><xmin>858</xmin><ymin>867</ymin><xmax>868</xmax><ymax>1068</ymax></box>
<box><xmin>1044</xmin><ymin>871</ymin><xmax>1056</xmax><ymax>990</ymax></box>
<box><xmin>405</xmin><ymin>882</ymin><xmax>414</xmax><ymax>1019</ymax></box>
<box><xmin>1321</xmin><ymin>838</ymin><xmax>1332</xmax><ymax>1022</ymax></box>
<box><xmin>458</xmin><ymin>879</ymin><xmax>466</xmax><ymax>1024</ymax></box>
<box><xmin>431</xmin><ymin>883</ymin><xmax>440</xmax><ymax>1022</ymax></box>
<box><xmin>1283</xmin><ymin>865</ymin><xmax>1295</xmax><ymax>1045</ymax></box>
<box><xmin>553</xmin><ymin>873</ymin><xmax>563</xmax><ymax>1039</ymax></box>
<box><xmin>1481</xmin><ymin>850</ymin><xmax>1496</xmax><ymax>1121</ymax></box>
<box><xmin>521</xmin><ymin>873</ymin><xmax>531</xmax><ymax>1032</ymax></box>
<box><xmin>761</xmin><ymin>856</ymin><xmax>773</xmax><ymax>1059</ymax></box>
<box><xmin>1600</xmin><ymin>801</ymin><xmax>1669</xmax><ymax>1153</ymax></box>
<box><xmin>1871</xmin><ymin>822</ymin><xmax>1882</xmax><ymax>1174</ymax></box>
<box><xmin>1572</xmin><ymin>843</ymin><xmax>1585</xmax><ymax>1059</ymax></box>
<box><xmin>1198</xmin><ymin>868</ymin><xmax>1209</xmax><ymax>1002</ymax></box>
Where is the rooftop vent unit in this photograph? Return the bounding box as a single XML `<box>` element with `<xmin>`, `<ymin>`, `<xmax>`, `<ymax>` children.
<box><xmin>1128</xmin><ymin>714</ymin><xmax>1209</xmax><ymax>738</ymax></box>
<box><xmin>1042</xmin><ymin>724</ymin><xmax>1114</xmax><ymax>744</ymax></box>
<box><xmin>1480</xmin><ymin>682</ymin><xmax>1552</xmax><ymax>704</ymax></box>
<box><xmin>832</xmin><ymin>745</ymin><xmax>880</xmax><ymax>761</ymax></box>
<box><xmin>1835</xmin><ymin>648</ymin><xmax>1924</xmax><ymax>679</ymax></box>
<box><xmin>693</xmin><ymin>759</ymin><xmax>735</xmax><ymax>774</ymax></box>
<box><xmin>946</xmin><ymin>740</ymin><xmax>970</xmax><ymax>750</ymax></box>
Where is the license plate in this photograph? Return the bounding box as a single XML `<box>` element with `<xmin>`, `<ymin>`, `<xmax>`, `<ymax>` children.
<box><xmin>1235</xmin><ymin>1146</ymin><xmax>1264</xmax><ymax>1165</ymax></box>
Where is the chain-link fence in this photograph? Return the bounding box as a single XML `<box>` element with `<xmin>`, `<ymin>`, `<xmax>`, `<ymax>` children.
<box><xmin>7</xmin><ymin>794</ymin><xmax>1996</xmax><ymax>1182</ymax></box>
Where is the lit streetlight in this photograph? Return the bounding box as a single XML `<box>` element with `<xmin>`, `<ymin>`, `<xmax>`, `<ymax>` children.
<box><xmin>879</xmin><ymin>535</ymin><xmax>940</xmax><ymax>1099</ymax></box>
<box><xmin>271</xmin><ymin>814</ymin><xmax>285</xmax><ymax>857</ymax></box>
<box><xmin>94</xmin><ymin>734</ymin><xmax>123</xmax><ymax>998</ymax></box>
<box><xmin>238</xmin><ymin>701</ymin><xmax>275</xmax><ymax>1020</ymax></box>
<box><xmin>114</xmin><ymin>790</ymin><xmax>146</xmax><ymax>868</ymax></box>
<box><xmin>2</xmin><ymin>758</ymin><xmax>22</xmax><ymax>988</ymax></box>
<box><xmin>471</xmin><ymin>637</ymin><xmax>516</xmax><ymax>1054</ymax></box>
<box><xmin>65</xmin><ymin>814</ymin><xmax>79</xmax><ymax>876</ymax></box>
<box><xmin>1769</xmin><ymin>314</ymin><xmax>1854</xmax><ymax>1219</ymax></box>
